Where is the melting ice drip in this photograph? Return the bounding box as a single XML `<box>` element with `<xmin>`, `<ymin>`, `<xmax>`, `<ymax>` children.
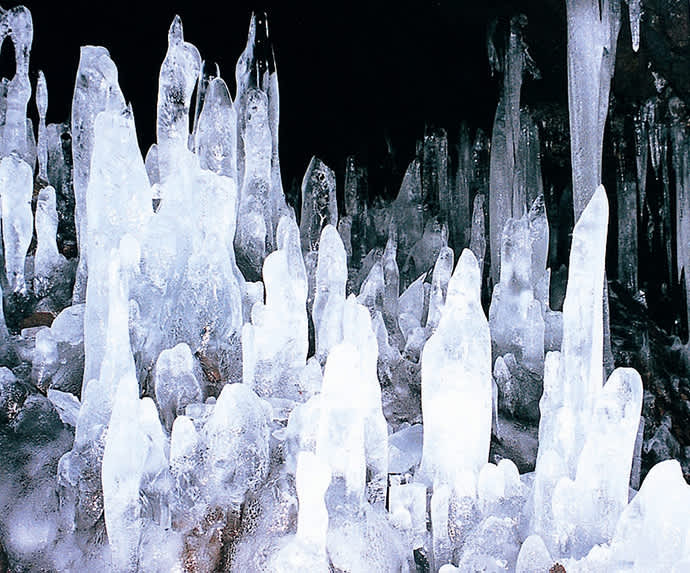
<box><xmin>0</xmin><ymin>3</ymin><xmax>688</xmax><ymax>573</ymax></box>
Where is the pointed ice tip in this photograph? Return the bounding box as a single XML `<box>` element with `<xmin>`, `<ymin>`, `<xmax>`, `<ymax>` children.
<box><xmin>450</xmin><ymin>249</ymin><xmax>481</xmax><ymax>294</ymax></box>
<box><xmin>207</xmin><ymin>77</ymin><xmax>233</xmax><ymax>107</ymax></box>
<box><xmin>169</xmin><ymin>15</ymin><xmax>183</xmax><ymax>44</ymax></box>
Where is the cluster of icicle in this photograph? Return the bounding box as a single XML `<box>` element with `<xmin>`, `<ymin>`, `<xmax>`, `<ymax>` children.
<box><xmin>0</xmin><ymin>2</ymin><xmax>688</xmax><ymax>572</ymax></box>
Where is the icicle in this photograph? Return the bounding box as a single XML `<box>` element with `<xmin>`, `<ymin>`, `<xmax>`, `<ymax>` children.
<box><xmin>627</xmin><ymin>0</ymin><xmax>642</xmax><ymax>52</ymax></box>
<box><xmin>566</xmin><ymin>0</ymin><xmax>621</xmax><ymax>218</ymax></box>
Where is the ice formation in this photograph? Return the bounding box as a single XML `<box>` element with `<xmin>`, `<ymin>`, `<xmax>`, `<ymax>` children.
<box><xmin>0</xmin><ymin>4</ymin><xmax>688</xmax><ymax>573</ymax></box>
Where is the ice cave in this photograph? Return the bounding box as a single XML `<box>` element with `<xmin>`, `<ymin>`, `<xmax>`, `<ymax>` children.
<box><xmin>0</xmin><ymin>1</ymin><xmax>689</xmax><ymax>571</ymax></box>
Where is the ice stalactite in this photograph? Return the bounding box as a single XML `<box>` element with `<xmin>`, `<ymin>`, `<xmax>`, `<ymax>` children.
<box><xmin>627</xmin><ymin>0</ymin><xmax>642</xmax><ymax>53</ymax></box>
<box><xmin>566</xmin><ymin>0</ymin><xmax>621</xmax><ymax>218</ymax></box>
<box><xmin>489</xmin><ymin>14</ymin><xmax>540</xmax><ymax>284</ymax></box>
<box><xmin>613</xmin><ymin>117</ymin><xmax>639</xmax><ymax>293</ymax></box>
<box><xmin>670</xmin><ymin>99</ymin><xmax>690</xmax><ymax>332</ymax></box>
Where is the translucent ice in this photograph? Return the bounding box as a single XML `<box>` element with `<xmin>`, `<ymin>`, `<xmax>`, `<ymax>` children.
<box><xmin>299</xmin><ymin>157</ymin><xmax>337</xmax><ymax>254</ymax></box>
<box><xmin>71</xmin><ymin>46</ymin><xmax>126</xmax><ymax>302</ymax></box>
<box><xmin>0</xmin><ymin>6</ymin><xmax>33</xmax><ymax>161</ymax></box>
<box><xmin>419</xmin><ymin>249</ymin><xmax>491</xmax><ymax>487</ymax></box>
<box><xmin>195</xmin><ymin>77</ymin><xmax>236</xmax><ymax>179</ymax></box>
<box><xmin>0</xmin><ymin>155</ymin><xmax>33</xmax><ymax>292</ymax></box>
<box><xmin>33</xmin><ymin>186</ymin><xmax>66</xmax><ymax>297</ymax></box>
<box><xmin>203</xmin><ymin>383</ymin><xmax>271</xmax><ymax>508</ymax></box>
<box><xmin>156</xmin><ymin>16</ymin><xmax>201</xmax><ymax>184</ymax></box>
<box><xmin>566</xmin><ymin>0</ymin><xmax>621</xmax><ymax>218</ymax></box>
<box><xmin>312</xmin><ymin>225</ymin><xmax>347</xmax><ymax>363</ymax></box>
<box><xmin>36</xmin><ymin>70</ymin><xmax>48</xmax><ymax>180</ymax></box>
<box><xmin>153</xmin><ymin>343</ymin><xmax>202</xmax><ymax>431</ymax></box>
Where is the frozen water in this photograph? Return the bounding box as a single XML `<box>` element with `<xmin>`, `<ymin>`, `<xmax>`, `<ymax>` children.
<box><xmin>0</xmin><ymin>155</ymin><xmax>33</xmax><ymax>293</ymax></box>
<box><xmin>419</xmin><ymin>249</ymin><xmax>492</xmax><ymax>487</ymax></box>
<box><xmin>0</xmin><ymin>5</ymin><xmax>687</xmax><ymax>572</ymax></box>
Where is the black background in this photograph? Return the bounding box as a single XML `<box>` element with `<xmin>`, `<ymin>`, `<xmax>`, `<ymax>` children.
<box><xmin>6</xmin><ymin>0</ymin><xmax>569</xmax><ymax>195</ymax></box>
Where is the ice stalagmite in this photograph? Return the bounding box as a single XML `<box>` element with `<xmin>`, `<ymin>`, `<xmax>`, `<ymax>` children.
<box><xmin>71</xmin><ymin>47</ymin><xmax>126</xmax><ymax>303</ymax></box>
<box><xmin>195</xmin><ymin>77</ymin><xmax>236</xmax><ymax>180</ymax></box>
<box><xmin>243</xmin><ymin>215</ymin><xmax>308</xmax><ymax>402</ymax></box>
<box><xmin>163</xmin><ymin>167</ymin><xmax>242</xmax><ymax>369</ymax></box>
<box><xmin>554</xmin><ymin>368</ymin><xmax>643</xmax><ymax>553</ymax></box>
<box><xmin>82</xmin><ymin>107</ymin><xmax>152</xmax><ymax>388</ymax></box>
<box><xmin>203</xmin><ymin>383</ymin><xmax>271</xmax><ymax>509</ymax></box>
<box><xmin>316</xmin><ymin>343</ymin><xmax>368</xmax><ymax>502</ymax></box>
<box><xmin>300</xmin><ymin>157</ymin><xmax>337</xmax><ymax>254</ymax></box>
<box><xmin>235</xmin><ymin>88</ymin><xmax>271</xmax><ymax>279</ymax></box>
<box><xmin>392</xmin><ymin>159</ymin><xmax>424</xmax><ymax>278</ymax></box>
<box><xmin>341</xmin><ymin>296</ymin><xmax>389</xmax><ymax>503</ymax></box>
<box><xmin>0</xmin><ymin>155</ymin><xmax>32</xmax><ymax>293</ymax></box>
<box><xmin>560</xmin><ymin>186</ymin><xmax>609</xmax><ymax>469</ymax></box>
<box><xmin>0</xmin><ymin>6</ymin><xmax>32</xmax><ymax>162</ymax></box>
<box><xmin>270</xmin><ymin>452</ymin><xmax>331</xmax><ymax>572</ymax></box>
<box><xmin>489</xmin><ymin>195</ymin><xmax>548</xmax><ymax>379</ymax></box>
<box><xmin>382</xmin><ymin>232</ymin><xmax>402</xmax><ymax>343</ymax></box>
<box><xmin>566</xmin><ymin>0</ymin><xmax>621</xmax><ymax>218</ymax></box>
<box><xmin>156</xmin><ymin>16</ymin><xmax>201</xmax><ymax>185</ymax></box>
<box><xmin>191</xmin><ymin>59</ymin><xmax>219</xmax><ymax>143</ymax></box>
<box><xmin>36</xmin><ymin>70</ymin><xmax>48</xmax><ymax>180</ymax></box>
<box><xmin>101</xmin><ymin>256</ymin><xmax>146</xmax><ymax>572</ymax></box>
<box><xmin>470</xmin><ymin>193</ymin><xmax>487</xmax><ymax>279</ymax></box>
<box><xmin>421</xmin><ymin>128</ymin><xmax>449</xmax><ymax>218</ymax></box>
<box><xmin>312</xmin><ymin>225</ymin><xmax>347</xmax><ymax>363</ymax></box>
<box><xmin>153</xmin><ymin>343</ymin><xmax>202</xmax><ymax>431</ymax></box>
<box><xmin>449</xmin><ymin>123</ymin><xmax>472</xmax><ymax>251</ymax></box>
<box><xmin>531</xmin><ymin>188</ymin><xmax>611</xmax><ymax>556</ymax></box>
<box><xmin>427</xmin><ymin>246</ymin><xmax>454</xmax><ymax>331</ymax></box>
<box><xmin>33</xmin><ymin>186</ymin><xmax>65</xmax><ymax>296</ymax></box>
<box><xmin>419</xmin><ymin>249</ymin><xmax>491</xmax><ymax>487</ymax></box>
